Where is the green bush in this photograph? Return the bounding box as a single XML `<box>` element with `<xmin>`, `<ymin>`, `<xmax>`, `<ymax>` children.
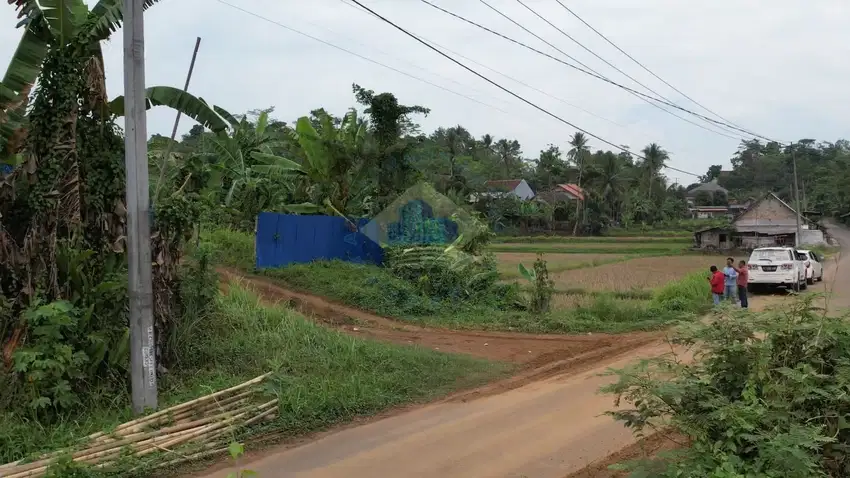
<box><xmin>384</xmin><ymin>245</ymin><xmax>500</xmax><ymax>301</ymax></box>
<box><xmin>603</xmin><ymin>296</ymin><xmax>850</xmax><ymax>477</ymax></box>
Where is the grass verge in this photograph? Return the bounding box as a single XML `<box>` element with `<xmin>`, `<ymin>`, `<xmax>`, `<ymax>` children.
<box><xmin>0</xmin><ymin>283</ymin><xmax>507</xmax><ymax>474</ymax></box>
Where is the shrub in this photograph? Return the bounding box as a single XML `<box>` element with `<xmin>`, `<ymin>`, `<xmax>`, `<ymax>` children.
<box><xmin>518</xmin><ymin>254</ymin><xmax>555</xmax><ymax>313</ymax></box>
<box><xmin>384</xmin><ymin>245</ymin><xmax>499</xmax><ymax>301</ymax></box>
<box><xmin>603</xmin><ymin>296</ymin><xmax>850</xmax><ymax>477</ymax></box>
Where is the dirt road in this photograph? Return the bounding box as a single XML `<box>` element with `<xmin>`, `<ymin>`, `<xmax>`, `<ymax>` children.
<box><xmin>200</xmin><ymin>230</ymin><xmax>848</xmax><ymax>478</ymax></box>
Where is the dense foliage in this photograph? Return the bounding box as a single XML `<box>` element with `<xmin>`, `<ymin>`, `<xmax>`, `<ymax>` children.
<box><xmin>702</xmin><ymin>139</ymin><xmax>850</xmax><ymax>217</ymax></box>
<box><xmin>604</xmin><ymin>297</ymin><xmax>850</xmax><ymax>477</ymax></box>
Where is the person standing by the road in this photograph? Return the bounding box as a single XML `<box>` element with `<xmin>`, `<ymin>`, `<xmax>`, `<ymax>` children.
<box><xmin>723</xmin><ymin>257</ymin><xmax>738</xmax><ymax>301</ymax></box>
<box><xmin>709</xmin><ymin>265</ymin><xmax>725</xmax><ymax>305</ymax></box>
<box><xmin>736</xmin><ymin>260</ymin><xmax>749</xmax><ymax>308</ymax></box>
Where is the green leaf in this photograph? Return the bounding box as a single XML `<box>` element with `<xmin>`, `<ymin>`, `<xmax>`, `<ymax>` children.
<box><xmin>241</xmin><ymin>470</ymin><xmax>258</xmax><ymax>477</ymax></box>
<box><xmin>250</xmin><ymin>152</ymin><xmax>306</xmax><ymax>175</ymax></box>
<box><xmin>109</xmin><ymin>86</ymin><xmax>232</xmax><ymax>133</ymax></box>
<box><xmin>283</xmin><ymin>202</ymin><xmax>324</xmax><ymax>214</ymax></box>
<box><xmin>88</xmin><ymin>0</ymin><xmax>163</xmax><ymax>41</ymax></box>
<box><xmin>293</xmin><ymin>116</ymin><xmax>331</xmax><ymax>177</ymax></box>
<box><xmin>228</xmin><ymin>442</ymin><xmax>244</xmax><ymax>460</ymax></box>
<box><xmin>29</xmin><ymin>0</ymin><xmax>89</xmax><ymax>43</ymax></box>
<box><xmin>518</xmin><ymin>263</ymin><xmax>534</xmax><ymax>282</ymax></box>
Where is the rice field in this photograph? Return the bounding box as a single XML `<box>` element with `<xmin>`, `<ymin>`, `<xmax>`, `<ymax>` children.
<box><xmin>550</xmin><ymin>255</ymin><xmax>745</xmax><ymax>292</ymax></box>
<box><xmin>489</xmin><ymin>241</ymin><xmax>690</xmax><ymax>255</ymax></box>
<box><xmin>495</xmin><ymin>252</ymin><xmax>628</xmax><ymax>279</ymax></box>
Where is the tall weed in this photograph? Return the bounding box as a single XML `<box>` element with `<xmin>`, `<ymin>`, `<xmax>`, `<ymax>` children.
<box><xmin>604</xmin><ymin>296</ymin><xmax>850</xmax><ymax>477</ymax></box>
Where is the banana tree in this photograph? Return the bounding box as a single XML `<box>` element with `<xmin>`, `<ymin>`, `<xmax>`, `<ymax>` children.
<box><xmin>287</xmin><ymin>108</ymin><xmax>375</xmax><ymax>214</ymax></box>
<box><xmin>1</xmin><ymin>0</ymin><xmax>232</xmax><ymax>158</ymax></box>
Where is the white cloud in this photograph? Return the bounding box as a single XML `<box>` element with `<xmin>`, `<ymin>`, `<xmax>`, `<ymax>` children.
<box><xmin>2</xmin><ymin>0</ymin><xmax>848</xmax><ymax>183</ymax></box>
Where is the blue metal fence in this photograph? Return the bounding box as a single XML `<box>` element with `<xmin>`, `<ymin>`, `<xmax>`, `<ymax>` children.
<box><xmin>255</xmin><ymin>213</ymin><xmax>384</xmax><ymax>269</ymax></box>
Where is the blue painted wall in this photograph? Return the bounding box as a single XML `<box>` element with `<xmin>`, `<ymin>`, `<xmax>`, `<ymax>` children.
<box><xmin>255</xmin><ymin>213</ymin><xmax>383</xmax><ymax>269</ymax></box>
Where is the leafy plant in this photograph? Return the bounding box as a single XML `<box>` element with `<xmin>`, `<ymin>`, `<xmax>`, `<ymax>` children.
<box><xmin>226</xmin><ymin>442</ymin><xmax>257</xmax><ymax>478</ymax></box>
<box><xmin>518</xmin><ymin>254</ymin><xmax>554</xmax><ymax>313</ymax></box>
<box><xmin>602</xmin><ymin>296</ymin><xmax>850</xmax><ymax>477</ymax></box>
<box><xmin>12</xmin><ymin>300</ymin><xmax>88</xmax><ymax>414</ymax></box>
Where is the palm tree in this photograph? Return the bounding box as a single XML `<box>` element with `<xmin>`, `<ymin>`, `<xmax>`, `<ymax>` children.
<box><xmin>432</xmin><ymin>125</ymin><xmax>472</xmax><ymax>179</ymax></box>
<box><xmin>587</xmin><ymin>152</ymin><xmax>628</xmax><ymax>222</ymax></box>
<box><xmin>494</xmin><ymin>138</ymin><xmax>521</xmax><ymax>177</ymax></box>
<box><xmin>641</xmin><ymin>143</ymin><xmax>669</xmax><ymax>201</ymax></box>
<box><xmin>568</xmin><ymin>132</ymin><xmax>590</xmax><ymax>235</ymax></box>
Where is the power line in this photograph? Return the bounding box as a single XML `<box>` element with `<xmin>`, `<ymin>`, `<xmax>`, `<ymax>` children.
<box><xmin>553</xmin><ymin>0</ymin><xmax>751</xmax><ymax>133</ymax></box>
<box><xmin>214</xmin><ymin>0</ymin><xmax>515</xmax><ymax>118</ymax></box>
<box><xmin>479</xmin><ymin>0</ymin><xmax>739</xmax><ymax>141</ymax></box>
<box><xmin>347</xmin><ymin>0</ymin><xmax>701</xmax><ymax>178</ymax></box>
<box><xmin>337</xmin><ymin>0</ymin><xmax>626</xmax><ymax>129</ymax></box>
<box><xmin>512</xmin><ymin>0</ymin><xmax>753</xmax><ymax>137</ymax></box>
<box><xmin>417</xmin><ymin>0</ymin><xmax>777</xmax><ymax>144</ymax></box>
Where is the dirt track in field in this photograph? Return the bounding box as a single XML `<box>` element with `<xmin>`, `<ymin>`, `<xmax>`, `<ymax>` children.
<box><xmin>197</xmin><ymin>225</ymin><xmax>847</xmax><ymax>478</ymax></box>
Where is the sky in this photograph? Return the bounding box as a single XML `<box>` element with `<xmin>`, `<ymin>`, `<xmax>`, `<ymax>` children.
<box><xmin>2</xmin><ymin>0</ymin><xmax>849</xmax><ymax>184</ymax></box>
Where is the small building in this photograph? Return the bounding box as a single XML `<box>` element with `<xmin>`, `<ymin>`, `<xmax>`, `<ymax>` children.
<box><xmin>690</xmin><ymin>206</ymin><xmax>730</xmax><ymax>219</ymax></box>
<box><xmin>537</xmin><ymin>183</ymin><xmax>585</xmax><ymax>203</ymax></box>
<box><xmin>476</xmin><ymin>179</ymin><xmax>535</xmax><ymax>201</ymax></box>
<box><xmin>693</xmin><ymin>192</ymin><xmax>824</xmax><ymax>250</ymax></box>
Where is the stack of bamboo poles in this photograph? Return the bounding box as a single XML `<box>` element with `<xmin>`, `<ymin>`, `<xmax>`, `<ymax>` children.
<box><xmin>0</xmin><ymin>373</ymin><xmax>276</xmax><ymax>478</ymax></box>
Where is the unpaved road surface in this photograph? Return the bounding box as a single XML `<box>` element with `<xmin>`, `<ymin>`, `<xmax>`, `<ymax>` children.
<box><xmin>200</xmin><ymin>228</ymin><xmax>848</xmax><ymax>478</ymax></box>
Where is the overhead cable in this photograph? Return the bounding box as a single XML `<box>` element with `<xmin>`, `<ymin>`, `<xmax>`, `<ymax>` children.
<box><xmin>347</xmin><ymin>0</ymin><xmax>702</xmax><ymax>178</ymax></box>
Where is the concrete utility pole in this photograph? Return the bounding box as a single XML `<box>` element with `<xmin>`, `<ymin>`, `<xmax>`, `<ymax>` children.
<box><xmin>123</xmin><ymin>0</ymin><xmax>158</xmax><ymax>414</ymax></box>
<box><xmin>791</xmin><ymin>143</ymin><xmax>803</xmax><ymax>247</ymax></box>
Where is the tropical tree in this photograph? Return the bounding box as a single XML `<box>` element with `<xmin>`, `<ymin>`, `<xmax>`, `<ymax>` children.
<box><xmin>431</xmin><ymin>125</ymin><xmax>473</xmax><ymax>180</ymax></box>
<box><xmin>640</xmin><ymin>142</ymin><xmax>669</xmax><ymax>201</ymax></box>
<box><xmin>568</xmin><ymin>132</ymin><xmax>590</xmax><ymax>234</ymax></box>
<box><xmin>1</xmin><ymin>0</ymin><xmax>231</xmax><ymax>158</ymax></box>
<box><xmin>493</xmin><ymin>138</ymin><xmax>522</xmax><ymax>177</ymax></box>
<box><xmin>286</xmin><ymin>108</ymin><xmax>375</xmax><ymax>214</ymax></box>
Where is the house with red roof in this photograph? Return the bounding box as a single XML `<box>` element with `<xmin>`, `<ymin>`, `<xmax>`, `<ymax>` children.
<box><xmin>537</xmin><ymin>183</ymin><xmax>585</xmax><ymax>203</ymax></box>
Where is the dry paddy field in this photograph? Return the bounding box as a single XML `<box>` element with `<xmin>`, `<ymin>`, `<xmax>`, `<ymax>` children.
<box><xmin>495</xmin><ymin>252</ymin><xmax>627</xmax><ymax>278</ymax></box>
<box><xmin>551</xmin><ymin>254</ymin><xmax>746</xmax><ymax>292</ymax></box>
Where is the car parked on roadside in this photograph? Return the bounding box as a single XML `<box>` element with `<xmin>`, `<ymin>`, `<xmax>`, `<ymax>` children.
<box><xmin>747</xmin><ymin>247</ymin><xmax>807</xmax><ymax>292</ymax></box>
<box><xmin>796</xmin><ymin>249</ymin><xmax>824</xmax><ymax>285</ymax></box>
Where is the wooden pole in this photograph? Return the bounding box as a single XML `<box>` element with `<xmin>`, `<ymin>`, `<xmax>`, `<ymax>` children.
<box><xmin>123</xmin><ymin>0</ymin><xmax>158</xmax><ymax>414</ymax></box>
<box><xmin>153</xmin><ymin>36</ymin><xmax>202</xmax><ymax>203</ymax></box>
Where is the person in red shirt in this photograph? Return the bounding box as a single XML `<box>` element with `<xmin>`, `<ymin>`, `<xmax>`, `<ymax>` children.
<box><xmin>709</xmin><ymin>265</ymin><xmax>725</xmax><ymax>305</ymax></box>
<box><xmin>735</xmin><ymin>260</ymin><xmax>749</xmax><ymax>308</ymax></box>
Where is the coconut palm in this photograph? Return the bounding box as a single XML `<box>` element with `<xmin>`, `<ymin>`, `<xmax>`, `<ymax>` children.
<box><xmin>641</xmin><ymin>142</ymin><xmax>669</xmax><ymax>201</ymax></box>
<box><xmin>568</xmin><ymin>132</ymin><xmax>590</xmax><ymax>234</ymax></box>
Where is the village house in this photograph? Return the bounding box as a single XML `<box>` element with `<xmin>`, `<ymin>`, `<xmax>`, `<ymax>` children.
<box><xmin>536</xmin><ymin>183</ymin><xmax>585</xmax><ymax>203</ymax></box>
<box><xmin>694</xmin><ymin>192</ymin><xmax>826</xmax><ymax>250</ymax></box>
<box><xmin>471</xmin><ymin>179</ymin><xmax>535</xmax><ymax>201</ymax></box>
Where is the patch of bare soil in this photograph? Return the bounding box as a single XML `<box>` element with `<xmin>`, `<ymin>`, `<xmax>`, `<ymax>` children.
<box><xmin>218</xmin><ymin>267</ymin><xmax>661</xmax><ymax>375</ymax></box>
<box><xmin>564</xmin><ymin>432</ymin><xmax>684</xmax><ymax>478</ymax></box>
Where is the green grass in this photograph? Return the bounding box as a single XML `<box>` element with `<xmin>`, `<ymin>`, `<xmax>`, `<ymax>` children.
<box><xmin>202</xmin><ymin>228</ymin><xmax>713</xmax><ymax>335</ymax></box>
<box><xmin>488</xmin><ymin>244</ymin><xmax>689</xmax><ymax>255</ymax></box>
<box><xmin>491</xmin><ymin>236</ymin><xmax>692</xmax><ymax>244</ymax></box>
<box><xmin>0</xmin><ymin>284</ymin><xmax>507</xmax><ymax>472</ymax></box>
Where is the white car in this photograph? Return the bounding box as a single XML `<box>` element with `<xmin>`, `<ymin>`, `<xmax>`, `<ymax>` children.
<box><xmin>747</xmin><ymin>247</ymin><xmax>807</xmax><ymax>292</ymax></box>
<box><xmin>796</xmin><ymin>249</ymin><xmax>824</xmax><ymax>285</ymax></box>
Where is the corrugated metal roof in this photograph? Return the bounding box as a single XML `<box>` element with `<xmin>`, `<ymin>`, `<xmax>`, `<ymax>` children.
<box><xmin>555</xmin><ymin>183</ymin><xmax>585</xmax><ymax>201</ymax></box>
